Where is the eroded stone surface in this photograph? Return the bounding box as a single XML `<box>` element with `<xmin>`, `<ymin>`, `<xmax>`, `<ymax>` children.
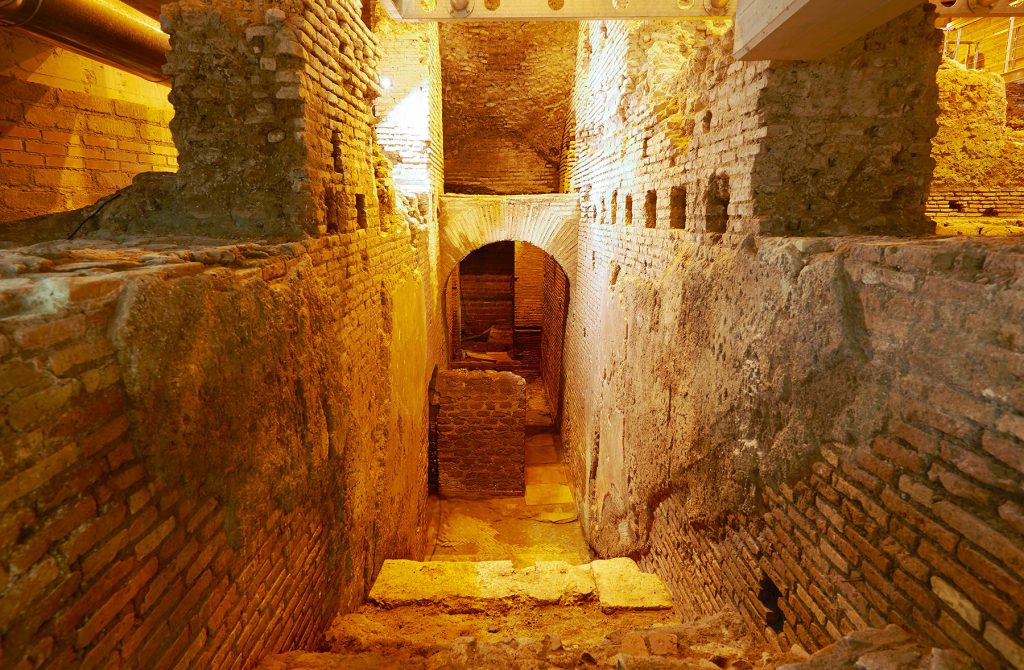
<box><xmin>591</xmin><ymin>558</ymin><xmax>674</xmax><ymax>612</ymax></box>
<box><xmin>368</xmin><ymin>560</ymin><xmax>596</xmax><ymax>608</ymax></box>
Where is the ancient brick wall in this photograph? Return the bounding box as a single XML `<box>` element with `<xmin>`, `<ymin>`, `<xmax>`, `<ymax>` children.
<box><xmin>514</xmin><ymin>242</ymin><xmax>546</xmax><ymax>328</ymax></box>
<box><xmin>460</xmin><ymin>274</ymin><xmax>514</xmax><ymax>335</ymax></box>
<box><xmin>436</xmin><ymin>370</ymin><xmax>527</xmax><ymax>498</ymax></box>
<box><xmin>0</xmin><ymin>1</ymin><xmax>447</xmax><ymax>668</ymax></box>
<box><xmin>566</xmin><ymin>9</ymin><xmax>939</xmax><ymax>239</ymax></box>
<box><xmin>375</xmin><ymin>9</ymin><xmax>443</xmax><ymax>196</ymax></box>
<box><xmin>541</xmin><ymin>254</ymin><xmax>569</xmax><ymax>420</ymax></box>
<box><xmin>1008</xmin><ymin>81</ymin><xmax>1024</xmax><ymax>130</ymax></box>
<box><xmin>0</xmin><ymin>32</ymin><xmax>176</xmax><ymax>224</ymax></box>
<box><xmin>560</xmin><ymin>7</ymin><xmax>1024</xmax><ymax>667</ymax></box>
<box><xmin>440</xmin><ymin>22</ymin><xmax>577</xmax><ymax>195</ymax></box>
<box><xmin>927</xmin><ymin>188</ymin><xmax>1024</xmax><ymax>220</ymax></box>
<box><xmin>0</xmin><ymin>226</ymin><xmax>443</xmax><ymax>668</ymax></box>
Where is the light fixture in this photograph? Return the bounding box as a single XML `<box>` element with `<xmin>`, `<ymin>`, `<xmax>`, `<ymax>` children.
<box><xmin>381</xmin><ymin>76</ymin><xmax>393</xmax><ymax>90</ymax></box>
<box><xmin>450</xmin><ymin>0</ymin><xmax>473</xmax><ymax>17</ymax></box>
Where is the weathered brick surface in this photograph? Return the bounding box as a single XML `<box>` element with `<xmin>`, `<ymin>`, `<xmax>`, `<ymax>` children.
<box><xmin>560</xmin><ymin>8</ymin><xmax>1024</xmax><ymax>668</ymax></box>
<box><xmin>540</xmin><ymin>254</ymin><xmax>569</xmax><ymax>418</ymax></box>
<box><xmin>440</xmin><ymin>22</ymin><xmax>577</xmax><ymax>195</ymax></box>
<box><xmin>436</xmin><ymin>370</ymin><xmax>526</xmax><ymax>498</ymax></box>
<box><xmin>0</xmin><ymin>33</ymin><xmax>177</xmax><ymax>224</ymax></box>
<box><xmin>0</xmin><ymin>1</ymin><xmax>446</xmax><ymax>669</ymax></box>
<box><xmin>1008</xmin><ymin>81</ymin><xmax>1024</xmax><ymax>130</ymax></box>
<box><xmin>515</xmin><ymin>242</ymin><xmax>547</xmax><ymax>328</ymax></box>
<box><xmin>565</xmin><ymin>10</ymin><xmax>939</xmax><ymax>239</ymax></box>
<box><xmin>927</xmin><ymin>188</ymin><xmax>1024</xmax><ymax>220</ymax></box>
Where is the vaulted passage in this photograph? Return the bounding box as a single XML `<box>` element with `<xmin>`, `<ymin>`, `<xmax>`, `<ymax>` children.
<box><xmin>0</xmin><ymin>2</ymin><xmax>1023</xmax><ymax>670</ymax></box>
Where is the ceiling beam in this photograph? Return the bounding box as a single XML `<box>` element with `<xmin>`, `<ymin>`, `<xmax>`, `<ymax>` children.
<box><xmin>735</xmin><ymin>0</ymin><xmax>1024</xmax><ymax>61</ymax></box>
<box><xmin>933</xmin><ymin>0</ymin><xmax>1024</xmax><ymax>17</ymax></box>
<box><xmin>382</xmin><ymin>0</ymin><xmax>734</xmax><ymax>21</ymax></box>
<box><xmin>734</xmin><ymin>0</ymin><xmax>923</xmax><ymax>60</ymax></box>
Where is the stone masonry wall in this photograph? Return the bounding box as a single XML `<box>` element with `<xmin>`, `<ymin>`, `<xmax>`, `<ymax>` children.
<box><xmin>0</xmin><ymin>32</ymin><xmax>176</xmax><ymax>224</ymax></box>
<box><xmin>561</xmin><ymin>7</ymin><xmax>1024</xmax><ymax>667</ymax></box>
<box><xmin>930</xmin><ymin>59</ymin><xmax>1024</xmax><ymax>194</ymax></box>
<box><xmin>436</xmin><ymin>370</ymin><xmax>526</xmax><ymax>499</ymax></box>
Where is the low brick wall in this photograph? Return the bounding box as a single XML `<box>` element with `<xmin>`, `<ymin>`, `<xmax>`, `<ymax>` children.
<box><xmin>927</xmin><ymin>188</ymin><xmax>1024</xmax><ymax>219</ymax></box>
<box><xmin>436</xmin><ymin>370</ymin><xmax>527</xmax><ymax>498</ymax></box>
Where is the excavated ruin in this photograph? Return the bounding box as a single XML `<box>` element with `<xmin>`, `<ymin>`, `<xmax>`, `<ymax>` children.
<box><xmin>0</xmin><ymin>1</ymin><xmax>1023</xmax><ymax>669</ymax></box>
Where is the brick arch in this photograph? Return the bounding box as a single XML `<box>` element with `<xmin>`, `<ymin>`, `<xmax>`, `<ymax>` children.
<box><xmin>438</xmin><ymin>194</ymin><xmax>580</xmax><ymax>287</ymax></box>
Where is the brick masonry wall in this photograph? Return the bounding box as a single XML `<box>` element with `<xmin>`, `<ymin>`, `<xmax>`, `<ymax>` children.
<box><xmin>0</xmin><ymin>235</ymin><xmax>444</xmax><ymax>670</ymax></box>
<box><xmin>927</xmin><ymin>188</ymin><xmax>1024</xmax><ymax>219</ymax></box>
<box><xmin>637</xmin><ymin>238</ymin><xmax>1024</xmax><ymax>668</ymax></box>
<box><xmin>375</xmin><ymin>8</ymin><xmax>443</xmax><ymax>196</ymax></box>
<box><xmin>0</xmin><ymin>1</ymin><xmax>447</xmax><ymax>669</ymax></box>
<box><xmin>436</xmin><ymin>370</ymin><xmax>527</xmax><ymax>499</ymax></box>
<box><xmin>440</xmin><ymin>22</ymin><xmax>577</xmax><ymax>195</ymax></box>
<box><xmin>514</xmin><ymin>242</ymin><xmax>546</xmax><ymax>328</ymax></box>
<box><xmin>541</xmin><ymin>254</ymin><xmax>569</xmax><ymax>420</ymax></box>
<box><xmin>0</xmin><ymin>33</ymin><xmax>176</xmax><ymax>224</ymax></box>
<box><xmin>565</xmin><ymin>9</ymin><xmax>939</xmax><ymax>239</ymax></box>
<box><xmin>560</xmin><ymin>8</ymin><xmax>1024</xmax><ymax>668</ymax></box>
<box><xmin>1008</xmin><ymin>81</ymin><xmax>1024</xmax><ymax>130</ymax></box>
<box><xmin>459</xmin><ymin>275</ymin><xmax>513</xmax><ymax>335</ymax></box>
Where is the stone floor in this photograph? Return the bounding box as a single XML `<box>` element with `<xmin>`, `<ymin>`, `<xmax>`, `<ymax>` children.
<box><xmin>429</xmin><ymin>433</ymin><xmax>589</xmax><ymax>567</ymax></box>
<box><xmin>256</xmin><ymin>367</ymin><xmax>982</xmax><ymax>670</ymax></box>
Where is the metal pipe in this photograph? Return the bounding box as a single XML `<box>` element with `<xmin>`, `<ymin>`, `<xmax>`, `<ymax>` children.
<box><xmin>120</xmin><ymin>0</ymin><xmax>161</xmax><ymax>19</ymax></box>
<box><xmin>0</xmin><ymin>0</ymin><xmax>170</xmax><ymax>83</ymax></box>
<box><xmin>1007</xmin><ymin>16</ymin><xmax>1017</xmax><ymax>72</ymax></box>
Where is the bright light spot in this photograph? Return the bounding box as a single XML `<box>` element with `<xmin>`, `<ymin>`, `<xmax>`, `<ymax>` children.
<box><xmin>381</xmin><ymin>76</ymin><xmax>393</xmax><ymax>91</ymax></box>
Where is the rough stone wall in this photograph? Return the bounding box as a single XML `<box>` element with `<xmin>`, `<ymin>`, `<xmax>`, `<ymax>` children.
<box><xmin>440</xmin><ymin>22</ymin><xmax>577</xmax><ymax>195</ymax></box>
<box><xmin>560</xmin><ymin>7</ymin><xmax>1024</xmax><ymax>667</ymax></box>
<box><xmin>930</xmin><ymin>59</ymin><xmax>1024</xmax><ymax>193</ymax></box>
<box><xmin>436</xmin><ymin>370</ymin><xmax>526</xmax><ymax>499</ymax></box>
<box><xmin>162</xmin><ymin>0</ymin><xmax>389</xmax><ymax>240</ymax></box>
<box><xmin>928</xmin><ymin>60</ymin><xmax>1024</xmax><ymax>231</ymax></box>
<box><xmin>540</xmin><ymin>254</ymin><xmax>569</xmax><ymax>419</ymax></box>
<box><xmin>563</xmin><ymin>227</ymin><xmax>1024</xmax><ymax>666</ymax></box>
<box><xmin>0</xmin><ymin>32</ymin><xmax>176</xmax><ymax>224</ymax></box>
<box><xmin>514</xmin><ymin>242</ymin><xmax>546</xmax><ymax>328</ymax></box>
<box><xmin>566</xmin><ymin>9</ymin><xmax>939</xmax><ymax>239</ymax></box>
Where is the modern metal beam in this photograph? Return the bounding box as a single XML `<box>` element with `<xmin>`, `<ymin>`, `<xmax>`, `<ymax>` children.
<box><xmin>381</xmin><ymin>0</ymin><xmax>734</xmax><ymax>21</ymax></box>
<box><xmin>934</xmin><ymin>0</ymin><xmax>1024</xmax><ymax>17</ymax></box>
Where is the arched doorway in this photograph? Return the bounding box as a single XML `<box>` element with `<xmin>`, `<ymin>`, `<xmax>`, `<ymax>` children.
<box><xmin>443</xmin><ymin>240</ymin><xmax>571</xmax><ymax>433</ymax></box>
